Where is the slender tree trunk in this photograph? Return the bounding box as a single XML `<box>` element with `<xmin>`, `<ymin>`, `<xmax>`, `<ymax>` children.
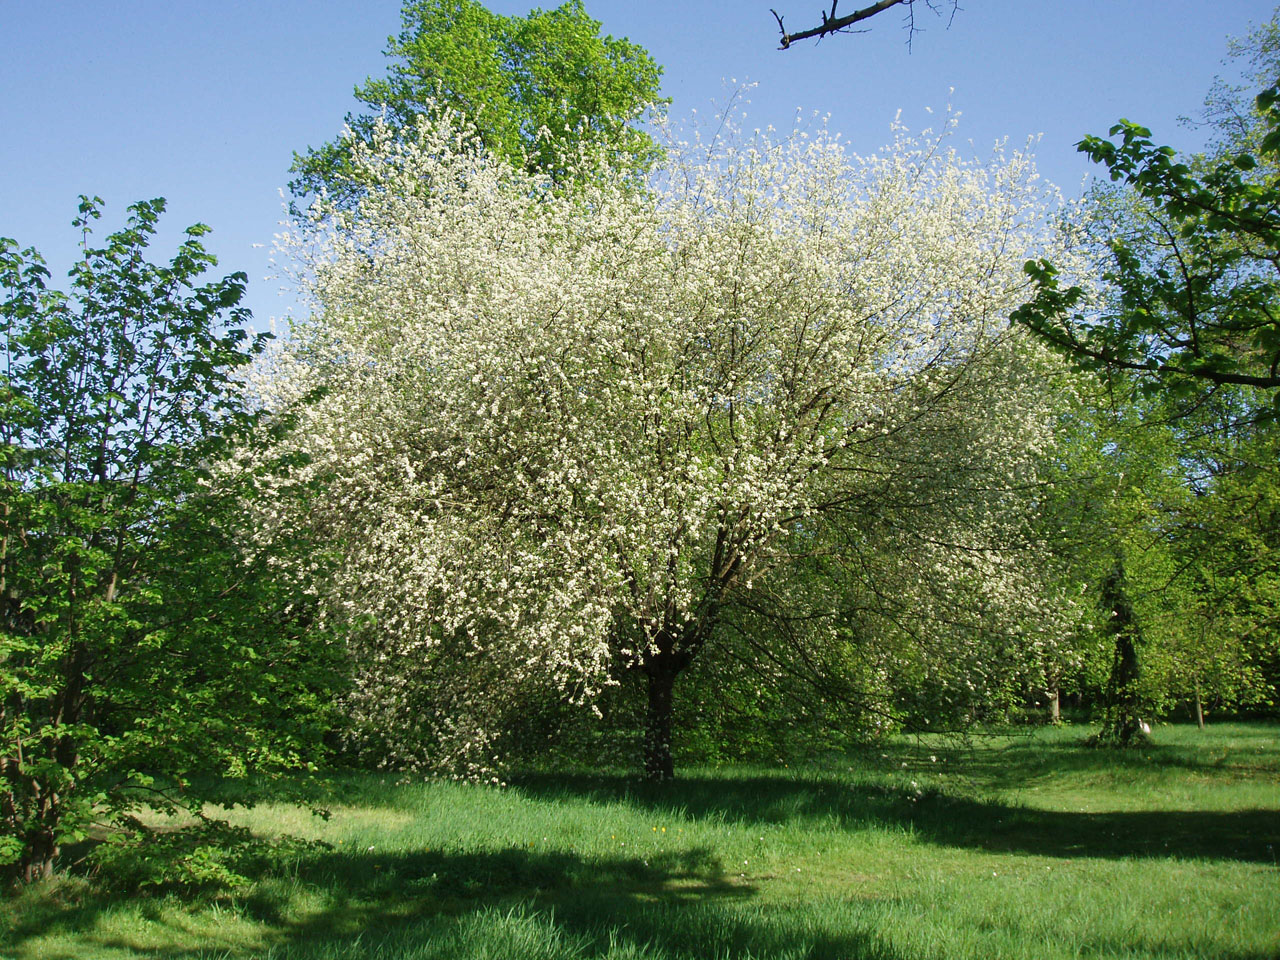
<box><xmin>12</xmin><ymin>649</ymin><xmax>89</xmax><ymax>882</ymax></box>
<box><xmin>643</xmin><ymin>657</ymin><xmax>678</xmax><ymax>782</ymax></box>
<box><xmin>1194</xmin><ymin>684</ymin><xmax>1205</xmax><ymax>730</ymax></box>
<box><xmin>1</xmin><ymin>756</ymin><xmax>25</xmax><ymax>885</ymax></box>
<box><xmin>1048</xmin><ymin>686</ymin><xmax>1061</xmax><ymax>724</ymax></box>
<box><xmin>1105</xmin><ymin>633</ymin><xmax>1143</xmax><ymax>744</ymax></box>
<box><xmin>1098</xmin><ymin>562</ymin><xmax>1146</xmax><ymax>746</ymax></box>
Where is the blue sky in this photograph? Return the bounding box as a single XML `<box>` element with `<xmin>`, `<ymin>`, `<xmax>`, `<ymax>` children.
<box><xmin>1</xmin><ymin>0</ymin><xmax>1275</xmax><ymax>329</ymax></box>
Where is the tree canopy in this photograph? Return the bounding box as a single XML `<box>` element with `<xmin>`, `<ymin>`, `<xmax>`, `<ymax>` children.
<box><xmin>290</xmin><ymin>0</ymin><xmax>666</xmax><ymax>206</ymax></box>
<box><xmin>1014</xmin><ymin>82</ymin><xmax>1280</xmax><ymax>404</ymax></box>
<box><xmin>264</xmin><ymin>107</ymin><xmax>1075</xmax><ymax>780</ymax></box>
<box><xmin>1013</xmin><ymin>15</ymin><xmax>1280</xmax><ymax>736</ymax></box>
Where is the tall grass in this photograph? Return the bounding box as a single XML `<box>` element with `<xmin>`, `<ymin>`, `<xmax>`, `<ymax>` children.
<box><xmin>3</xmin><ymin>723</ymin><xmax>1278</xmax><ymax>959</ymax></box>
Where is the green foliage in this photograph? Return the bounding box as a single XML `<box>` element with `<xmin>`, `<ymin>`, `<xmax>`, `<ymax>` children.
<box><xmin>0</xmin><ymin>198</ymin><xmax>343</xmax><ymax>885</ymax></box>
<box><xmin>1015</xmin><ymin>83</ymin><xmax>1280</xmax><ymax>402</ymax></box>
<box><xmin>1167</xmin><ymin>393</ymin><xmax>1280</xmax><ymax>712</ymax></box>
<box><xmin>83</xmin><ymin>818</ymin><xmax>332</xmax><ymax>896</ymax></box>
<box><xmin>289</xmin><ymin>0</ymin><xmax>666</xmax><ymax>205</ymax></box>
<box><xmin>1013</xmin><ymin>18</ymin><xmax>1280</xmax><ymax>732</ymax></box>
<box><xmin>1031</xmin><ymin>374</ymin><xmax>1280</xmax><ymax>729</ymax></box>
<box><xmin>673</xmin><ymin>639</ymin><xmax>855</xmax><ymax>763</ymax></box>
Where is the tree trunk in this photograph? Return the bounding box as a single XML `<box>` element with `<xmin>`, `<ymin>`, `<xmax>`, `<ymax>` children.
<box><xmin>2</xmin><ymin>767</ymin><xmax>63</xmax><ymax>885</ymax></box>
<box><xmin>1194</xmin><ymin>685</ymin><xmax>1206</xmax><ymax>730</ymax></box>
<box><xmin>1097</xmin><ymin>562</ymin><xmax>1147</xmax><ymax>747</ymax></box>
<box><xmin>1048</xmin><ymin>686</ymin><xmax>1061</xmax><ymax>724</ymax></box>
<box><xmin>1105</xmin><ymin>632</ymin><xmax>1144</xmax><ymax>745</ymax></box>
<box><xmin>6</xmin><ymin>652</ymin><xmax>88</xmax><ymax>883</ymax></box>
<box><xmin>22</xmin><ymin>818</ymin><xmax>58</xmax><ymax>883</ymax></box>
<box><xmin>643</xmin><ymin>658</ymin><xmax>678</xmax><ymax>782</ymax></box>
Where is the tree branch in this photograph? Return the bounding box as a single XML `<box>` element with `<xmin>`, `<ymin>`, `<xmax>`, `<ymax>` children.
<box><xmin>774</xmin><ymin>0</ymin><xmax>907</xmax><ymax>48</ymax></box>
<box><xmin>1024</xmin><ymin>316</ymin><xmax>1280</xmax><ymax>390</ymax></box>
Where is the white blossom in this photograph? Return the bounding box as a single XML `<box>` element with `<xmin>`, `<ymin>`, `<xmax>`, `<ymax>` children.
<box><xmin>255</xmin><ymin>105</ymin><xmax>1083</xmax><ymax>774</ymax></box>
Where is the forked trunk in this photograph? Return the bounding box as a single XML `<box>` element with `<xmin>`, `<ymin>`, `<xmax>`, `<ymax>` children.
<box><xmin>2</xmin><ymin>776</ymin><xmax>63</xmax><ymax>884</ymax></box>
<box><xmin>22</xmin><ymin>823</ymin><xmax>58</xmax><ymax>883</ymax></box>
<box><xmin>6</xmin><ymin>659</ymin><xmax>87</xmax><ymax>884</ymax></box>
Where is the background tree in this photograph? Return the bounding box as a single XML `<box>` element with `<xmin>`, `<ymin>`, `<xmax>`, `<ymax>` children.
<box><xmin>290</xmin><ymin>0</ymin><xmax>666</xmax><ymax>207</ymax></box>
<box><xmin>1015</xmin><ymin>14</ymin><xmax>1280</xmax><ymax>732</ymax></box>
<box><xmin>1164</xmin><ymin>387</ymin><xmax>1280</xmax><ymax>722</ymax></box>
<box><xmin>1027</xmin><ymin>367</ymin><xmax>1280</xmax><ymax>738</ymax></box>
<box><xmin>0</xmin><ymin>199</ymin><xmax>340</xmax><ymax>884</ymax></box>
<box><xmin>268</xmin><ymin>108</ymin><xmax>1073</xmax><ymax>782</ymax></box>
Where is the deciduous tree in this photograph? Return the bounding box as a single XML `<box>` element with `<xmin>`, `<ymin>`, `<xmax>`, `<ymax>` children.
<box><xmin>1015</xmin><ymin>15</ymin><xmax>1280</xmax><ymax>731</ymax></box>
<box><xmin>268</xmin><ymin>108</ymin><xmax>1075</xmax><ymax>781</ymax></box>
<box><xmin>290</xmin><ymin>0</ymin><xmax>665</xmax><ymax>207</ymax></box>
<box><xmin>1</xmin><ymin>199</ymin><xmax>339</xmax><ymax>884</ymax></box>
<box><xmin>1015</xmin><ymin>64</ymin><xmax>1280</xmax><ymax>401</ymax></box>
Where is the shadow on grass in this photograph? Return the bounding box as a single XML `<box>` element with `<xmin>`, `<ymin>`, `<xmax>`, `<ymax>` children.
<box><xmin>507</xmin><ymin>770</ymin><xmax>1280</xmax><ymax>865</ymax></box>
<box><xmin>3</xmin><ymin>845</ymin><xmax>906</xmax><ymax>960</ymax></box>
<box><xmin>6</xmin><ymin>729</ymin><xmax>1277</xmax><ymax>959</ymax></box>
<box><xmin>920</xmin><ymin>731</ymin><xmax>1280</xmax><ymax>790</ymax></box>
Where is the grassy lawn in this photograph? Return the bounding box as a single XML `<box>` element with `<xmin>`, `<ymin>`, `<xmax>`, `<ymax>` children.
<box><xmin>3</xmin><ymin>722</ymin><xmax>1278</xmax><ymax>959</ymax></box>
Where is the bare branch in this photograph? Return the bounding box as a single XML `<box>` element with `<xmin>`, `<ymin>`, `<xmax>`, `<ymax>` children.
<box><xmin>774</xmin><ymin>0</ymin><xmax>959</xmax><ymax>50</ymax></box>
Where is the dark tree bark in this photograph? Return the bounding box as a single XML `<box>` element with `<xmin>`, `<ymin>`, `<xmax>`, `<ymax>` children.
<box><xmin>643</xmin><ymin>656</ymin><xmax>679</xmax><ymax>782</ymax></box>
<box><xmin>771</xmin><ymin>0</ymin><xmax>958</xmax><ymax>50</ymax></box>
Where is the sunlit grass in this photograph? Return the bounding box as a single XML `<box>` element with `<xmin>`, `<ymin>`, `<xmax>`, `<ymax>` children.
<box><xmin>3</xmin><ymin>722</ymin><xmax>1278</xmax><ymax>959</ymax></box>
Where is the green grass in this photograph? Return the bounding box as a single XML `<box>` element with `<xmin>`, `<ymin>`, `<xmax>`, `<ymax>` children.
<box><xmin>3</xmin><ymin>722</ymin><xmax>1278</xmax><ymax>959</ymax></box>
